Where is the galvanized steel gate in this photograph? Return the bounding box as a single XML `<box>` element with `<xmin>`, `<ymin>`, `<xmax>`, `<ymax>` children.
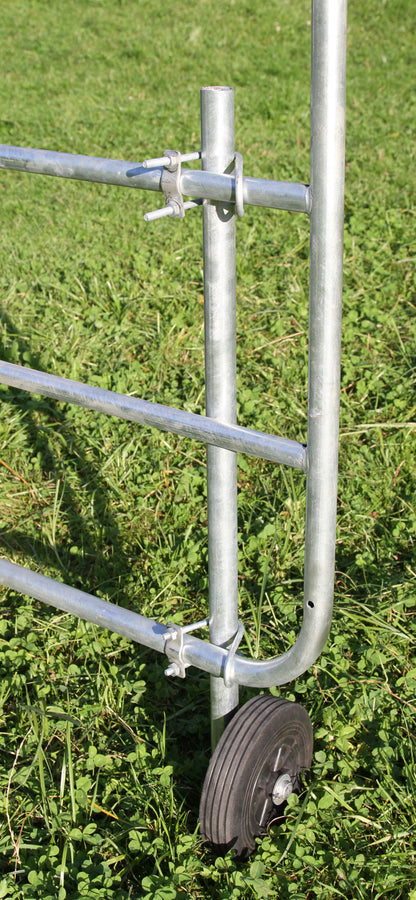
<box><xmin>0</xmin><ymin>0</ymin><xmax>347</xmax><ymax>855</ymax></box>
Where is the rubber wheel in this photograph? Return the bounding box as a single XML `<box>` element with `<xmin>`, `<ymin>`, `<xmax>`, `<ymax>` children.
<box><xmin>199</xmin><ymin>694</ymin><xmax>313</xmax><ymax>858</ymax></box>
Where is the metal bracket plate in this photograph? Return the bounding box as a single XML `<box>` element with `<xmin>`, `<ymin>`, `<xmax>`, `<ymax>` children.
<box><xmin>160</xmin><ymin>149</ymin><xmax>185</xmax><ymax>219</ymax></box>
<box><xmin>164</xmin><ymin>622</ymin><xmax>188</xmax><ymax>678</ymax></box>
<box><xmin>164</xmin><ymin>618</ymin><xmax>209</xmax><ymax>678</ymax></box>
<box><xmin>143</xmin><ymin>149</ymin><xmax>202</xmax><ymax>222</ymax></box>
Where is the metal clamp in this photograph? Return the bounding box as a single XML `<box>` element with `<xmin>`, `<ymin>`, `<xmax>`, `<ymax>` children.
<box><xmin>234</xmin><ymin>151</ymin><xmax>244</xmax><ymax>218</ymax></box>
<box><xmin>163</xmin><ymin>618</ymin><xmax>209</xmax><ymax>678</ymax></box>
<box><xmin>143</xmin><ymin>150</ymin><xmax>202</xmax><ymax>222</ymax></box>
<box><xmin>222</xmin><ymin>620</ymin><xmax>245</xmax><ymax>687</ymax></box>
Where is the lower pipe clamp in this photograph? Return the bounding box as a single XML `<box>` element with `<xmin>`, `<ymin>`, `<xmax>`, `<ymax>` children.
<box><xmin>222</xmin><ymin>620</ymin><xmax>245</xmax><ymax>687</ymax></box>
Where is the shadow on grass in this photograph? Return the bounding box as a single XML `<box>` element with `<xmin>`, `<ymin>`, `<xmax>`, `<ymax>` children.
<box><xmin>0</xmin><ymin>310</ymin><xmax>212</xmax><ymax>823</ymax></box>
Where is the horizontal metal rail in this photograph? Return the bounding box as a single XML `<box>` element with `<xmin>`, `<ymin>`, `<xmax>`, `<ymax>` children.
<box><xmin>0</xmin><ymin>558</ymin><xmax>331</xmax><ymax>689</ymax></box>
<box><xmin>0</xmin><ymin>145</ymin><xmax>310</xmax><ymax>214</ymax></box>
<box><xmin>0</xmin><ymin>361</ymin><xmax>307</xmax><ymax>470</ymax></box>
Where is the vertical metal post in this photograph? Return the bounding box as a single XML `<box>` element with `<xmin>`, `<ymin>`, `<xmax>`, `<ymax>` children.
<box><xmin>303</xmin><ymin>2</ymin><xmax>347</xmax><ymax>635</ymax></box>
<box><xmin>201</xmin><ymin>86</ymin><xmax>239</xmax><ymax>749</ymax></box>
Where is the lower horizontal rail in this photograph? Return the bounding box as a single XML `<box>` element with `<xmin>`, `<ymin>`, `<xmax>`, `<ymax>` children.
<box><xmin>0</xmin><ymin>558</ymin><xmax>333</xmax><ymax>688</ymax></box>
<box><xmin>0</xmin><ymin>361</ymin><xmax>307</xmax><ymax>470</ymax></box>
<box><xmin>0</xmin><ymin>559</ymin><xmax>169</xmax><ymax>653</ymax></box>
<box><xmin>0</xmin><ymin>145</ymin><xmax>310</xmax><ymax>214</ymax></box>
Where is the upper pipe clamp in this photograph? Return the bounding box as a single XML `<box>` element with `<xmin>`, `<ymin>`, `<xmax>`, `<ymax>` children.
<box><xmin>143</xmin><ymin>149</ymin><xmax>202</xmax><ymax>222</ymax></box>
<box><xmin>234</xmin><ymin>152</ymin><xmax>244</xmax><ymax>217</ymax></box>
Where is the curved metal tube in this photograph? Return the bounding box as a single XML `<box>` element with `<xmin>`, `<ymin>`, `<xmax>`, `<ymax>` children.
<box><xmin>0</xmin><ymin>0</ymin><xmax>347</xmax><ymax>692</ymax></box>
<box><xmin>0</xmin><ymin>557</ymin><xmax>332</xmax><ymax>689</ymax></box>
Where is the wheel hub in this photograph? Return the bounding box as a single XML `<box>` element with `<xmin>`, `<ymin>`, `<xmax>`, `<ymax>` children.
<box><xmin>271</xmin><ymin>773</ymin><xmax>294</xmax><ymax>806</ymax></box>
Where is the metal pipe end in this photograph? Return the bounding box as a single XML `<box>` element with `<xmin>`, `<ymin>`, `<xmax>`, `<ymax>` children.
<box><xmin>201</xmin><ymin>86</ymin><xmax>233</xmax><ymax>92</ymax></box>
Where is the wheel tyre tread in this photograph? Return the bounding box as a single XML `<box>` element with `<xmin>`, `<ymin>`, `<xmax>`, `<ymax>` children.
<box><xmin>199</xmin><ymin>694</ymin><xmax>313</xmax><ymax>857</ymax></box>
<box><xmin>200</xmin><ymin>695</ymin><xmax>286</xmax><ymax>845</ymax></box>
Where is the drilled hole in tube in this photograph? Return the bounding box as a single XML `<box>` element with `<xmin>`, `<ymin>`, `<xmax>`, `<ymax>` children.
<box><xmin>307</xmin><ymin>600</ymin><xmax>315</xmax><ymax>609</ymax></box>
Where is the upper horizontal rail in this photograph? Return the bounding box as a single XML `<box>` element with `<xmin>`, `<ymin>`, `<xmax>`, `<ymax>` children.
<box><xmin>0</xmin><ymin>361</ymin><xmax>307</xmax><ymax>471</ymax></box>
<box><xmin>0</xmin><ymin>145</ymin><xmax>310</xmax><ymax>214</ymax></box>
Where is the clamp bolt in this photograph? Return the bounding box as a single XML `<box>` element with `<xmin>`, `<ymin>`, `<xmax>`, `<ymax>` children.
<box><xmin>142</xmin><ymin>151</ymin><xmax>200</xmax><ymax>169</ymax></box>
<box><xmin>165</xmin><ymin>663</ymin><xmax>180</xmax><ymax>678</ymax></box>
<box><xmin>144</xmin><ymin>199</ymin><xmax>201</xmax><ymax>223</ymax></box>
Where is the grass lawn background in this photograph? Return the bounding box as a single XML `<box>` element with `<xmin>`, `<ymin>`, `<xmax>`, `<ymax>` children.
<box><xmin>0</xmin><ymin>1</ymin><xmax>415</xmax><ymax>897</ymax></box>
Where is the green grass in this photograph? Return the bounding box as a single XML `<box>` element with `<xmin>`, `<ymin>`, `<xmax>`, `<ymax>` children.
<box><xmin>1</xmin><ymin>0</ymin><xmax>415</xmax><ymax>897</ymax></box>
